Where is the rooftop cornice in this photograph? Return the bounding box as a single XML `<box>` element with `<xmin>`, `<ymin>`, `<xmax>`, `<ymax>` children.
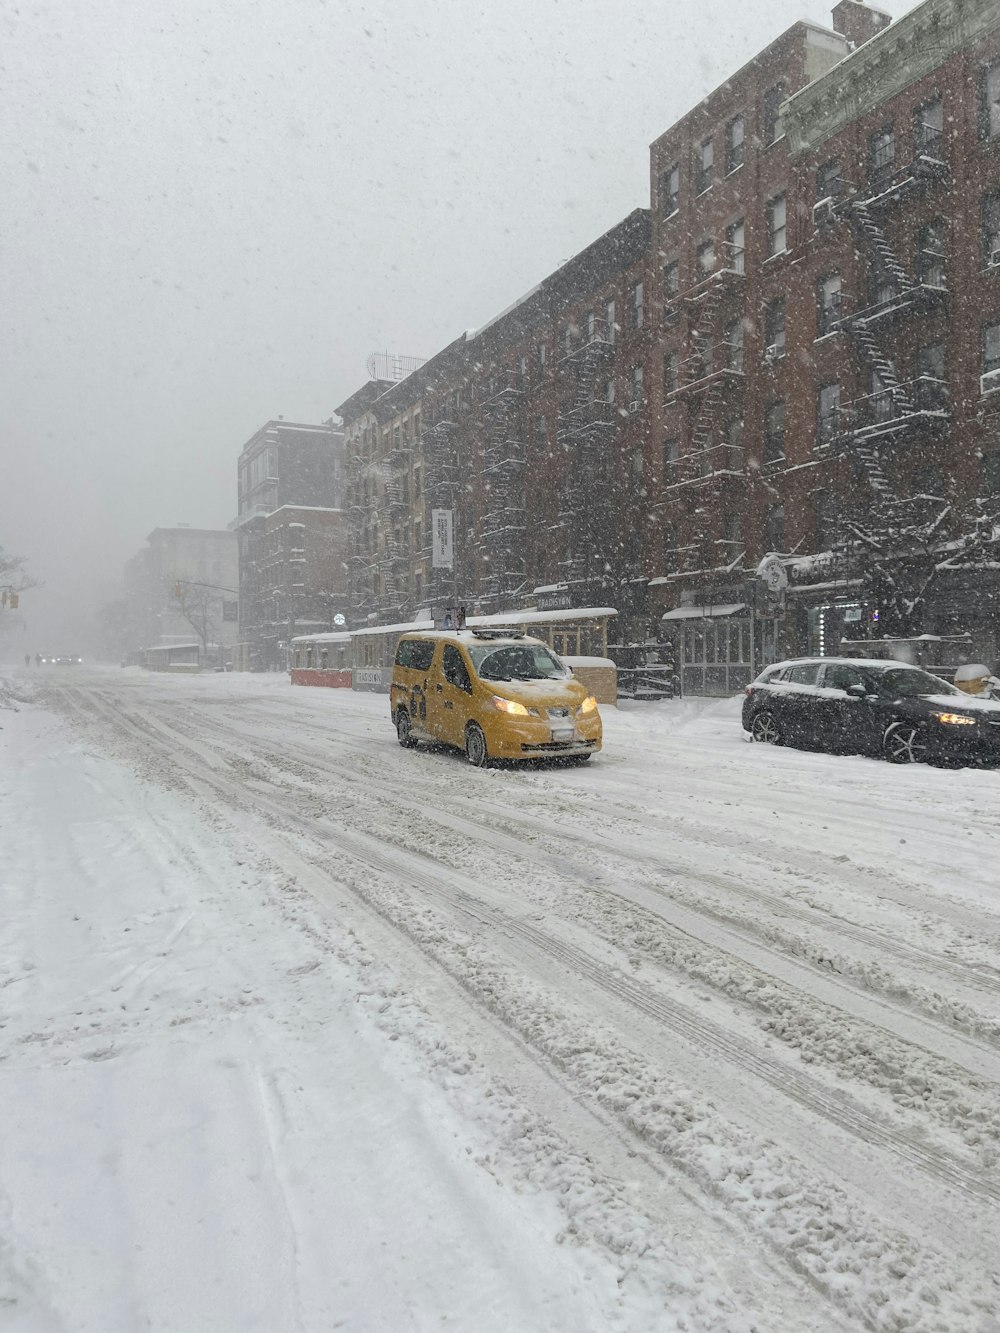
<box><xmin>786</xmin><ymin>0</ymin><xmax>1000</xmax><ymax>156</ymax></box>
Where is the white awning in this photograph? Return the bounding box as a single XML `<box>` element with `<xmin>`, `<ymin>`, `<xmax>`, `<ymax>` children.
<box><xmin>661</xmin><ymin>602</ymin><xmax>746</xmax><ymax>621</ymax></box>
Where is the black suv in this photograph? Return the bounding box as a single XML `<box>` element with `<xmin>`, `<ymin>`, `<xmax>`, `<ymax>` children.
<box><xmin>743</xmin><ymin>657</ymin><xmax>1000</xmax><ymax>765</ymax></box>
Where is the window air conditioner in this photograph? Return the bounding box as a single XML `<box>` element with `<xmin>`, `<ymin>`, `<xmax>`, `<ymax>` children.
<box><xmin>991</xmin><ymin>249</ymin><xmax>1000</xmax><ymax>268</ymax></box>
<box><xmin>812</xmin><ymin>197</ymin><xmax>836</xmax><ymax>228</ymax></box>
<box><xmin>764</xmin><ymin>344</ymin><xmax>782</xmax><ymax>364</ymax></box>
<box><xmin>981</xmin><ymin>369</ymin><xmax>1000</xmax><ymax>396</ymax></box>
<box><xmin>628</xmin><ymin>400</ymin><xmax>642</xmax><ymax>414</ymax></box>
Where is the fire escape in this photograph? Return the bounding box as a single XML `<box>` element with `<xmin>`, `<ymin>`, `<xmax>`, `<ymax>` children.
<box><xmin>477</xmin><ymin>372</ymin><xmax>526</xmax><ymax>612</ymax></box>
<box><xmin>661</xmin><ymin>259</ymin><xmax>746</xmax><ymax>572</ymax></box>
<box><xmin>423</xmin><ymin>412</ymin><xmax>458</xmax><ymax>608</ymax></box>
<box><xmin>556</xmin><ymin>327</ymin><xmax>616</xmax><ymax>594</ymax></box>
<box><xmin>376</xmin><ymin>426</ymin><xmax>410</xmax><ymax>620</ymax></box>
<box><xmin>817</xmin><ymin>131</ymin><xmax>951</xmax><ymax>516</ymax></box>
<box><xmin>348</xmin><ymin>432</ymin><xmax>379</xmax><ymax>625</ymax></box>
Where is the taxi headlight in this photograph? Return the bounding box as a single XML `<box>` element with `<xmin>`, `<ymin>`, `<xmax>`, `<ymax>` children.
<box><xmin>491</xmin><ymin>695</ymin><xmax>529</xmax><ymax>716</ymax></box>
<box><xmin>578</xmin><ymin>695</ymin><xmax>598</xmax><ymax>715</ymax></box>
<box><xmin>931</xmin><ymin>711</ymin><xmax>976</xmax><ymax>726</ymax></box>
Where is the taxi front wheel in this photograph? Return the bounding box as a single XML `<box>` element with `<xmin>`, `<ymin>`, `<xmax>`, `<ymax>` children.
<box><xmin>396</xmin><ymin>709</ymin><xmax>417</xmax><ymax>748</ymax></box>
<box><xmin>465</xmin><ymin>722</ymin><xmax>489</xmax><ymax>767</ymax></box>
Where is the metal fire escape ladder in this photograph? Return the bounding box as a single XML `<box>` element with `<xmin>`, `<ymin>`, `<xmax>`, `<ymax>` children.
<box><xmin>424</xmin><ymin>416</ymin><xmax>458</xmax><ymax>606</ymax></box>
<box><xmin>556</xmin><ymin>333</ymin><xmax>615</xmax><ymax>588</ymax></box>
<box><xmin>686</xmin><ymin>280</ymin><xmax>724</xmax><ymax>456</ymax></box>
<box><xmin>478</xmin><ymin>375</ymin><xmax>526</xmax><ymax>608</ymax></box>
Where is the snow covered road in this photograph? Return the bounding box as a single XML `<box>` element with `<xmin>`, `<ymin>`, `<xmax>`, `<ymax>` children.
<box><xmin>3</xmin><ymin>666</ymin><xmax>1000</xmax><ymax>1331</ymax></box>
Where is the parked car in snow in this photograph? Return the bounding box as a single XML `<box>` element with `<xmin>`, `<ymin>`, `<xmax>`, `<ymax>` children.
<box><xmin>391</xmin><ymin>627</ymin><xmax>601</xmax><ymax>766</ymax></box>
<box><xmin>743</xmin><ymin>657</ymin><xmax>1000</xmax><ymax>766</ymax></box>
<box><xmin>40</xmin><ymin>654</ymin><xmax>83</xmax><ymax>665</ymax></box>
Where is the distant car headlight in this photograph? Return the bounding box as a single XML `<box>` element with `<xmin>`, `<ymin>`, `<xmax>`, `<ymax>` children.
<box><xmin>578</xmin><ymin>695</ymin><xmax>598</xmax><ymax>714</ymax></box>
<box><xmin>931</xmin><ymin>711</ymin><xmax>976</xmax><ymax>726</ymax></box>
<box><xmin>491</xmin><ymin>695</ymin><xmax>529</xmax><ymax>716</ymax></box>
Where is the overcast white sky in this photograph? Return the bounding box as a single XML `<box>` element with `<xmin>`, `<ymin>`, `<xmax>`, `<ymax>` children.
<box><xmin>1</xmin><ymin>0</ymin><xmax>912</xmax><ymax>650</ymax></box>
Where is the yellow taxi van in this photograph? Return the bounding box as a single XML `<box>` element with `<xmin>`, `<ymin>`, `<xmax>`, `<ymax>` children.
<box><xmin>390</xmin><ymin>627</ymin><xmax>602</xmax><ymax>766</ymax></box>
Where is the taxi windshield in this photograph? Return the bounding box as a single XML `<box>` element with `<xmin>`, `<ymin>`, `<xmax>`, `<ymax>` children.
<box><xmin>468</xmin><ymin>642</ymin><xmax>569</xmax><ymax>682</ymax></box>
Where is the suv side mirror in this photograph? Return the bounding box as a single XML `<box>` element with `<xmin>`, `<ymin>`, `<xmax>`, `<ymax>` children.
<box><xmin>845</xmin><ymin>683</ymin><xmax>868</xmax><ymax>699</ymax></box>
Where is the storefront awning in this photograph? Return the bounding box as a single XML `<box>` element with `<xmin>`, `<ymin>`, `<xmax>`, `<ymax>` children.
<box><xmin>661</xmin><ymin>602</ymin><xmax>746</xmax><ymax>621</ymax></box>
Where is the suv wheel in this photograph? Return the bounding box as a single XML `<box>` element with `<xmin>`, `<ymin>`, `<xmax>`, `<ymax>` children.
<box><xmin>465</xmin><ymin>722</ymin><xmax>489</xmax><ymax>767</ymax></box>
<box><xmin>882</xmin><ymin>722</ymin><xmax>927</xmax><ymax>764</ymax></box>
<box><xmin>751</xmin><ymin>711</ymin><xmax>782</xmax><ymax>745</ymax></box>
<box><xmin>396</xmin><ymin>709</ymin><xmax>416</xmax><ymax>748</ymax></box>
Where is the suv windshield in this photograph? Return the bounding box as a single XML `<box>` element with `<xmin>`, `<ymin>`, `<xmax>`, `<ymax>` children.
<box><xmin>876</xmin><ymin>666</ymin><xmax>958</xmax><ymax>698</ymax></box>
<box><xmin>468</xmin><ymin>642</ymin><xmax>568</xmax><ymax>682</ymax></box>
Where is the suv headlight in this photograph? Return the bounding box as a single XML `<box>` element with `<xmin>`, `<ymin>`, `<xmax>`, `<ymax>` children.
<box><xmin>931</xmin><ymin>711</ymin><xmax>976</xmax><ymax>726</ymax></box>
<box><xmin>578</xmin><ymin>695</ymin><xmax>598</xmax><ymax>714</ymax></box>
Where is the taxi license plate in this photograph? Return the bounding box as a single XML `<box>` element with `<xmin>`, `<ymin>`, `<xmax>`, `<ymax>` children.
<box><xmin>550</xmin><ymin>726</ymin><xmax>574</xmax><ymax>742</ymax></box>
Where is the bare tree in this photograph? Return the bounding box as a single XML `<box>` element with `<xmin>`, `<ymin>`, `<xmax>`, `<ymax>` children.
<box><xmin>172</xmin><ymin>581</ymin><xmax>222</xmax><ymax>665</ymax></box>
<box><xmin>0</xmin><ymin>546</ymin><xmax>40</xmax><ymax>631</ymax></box>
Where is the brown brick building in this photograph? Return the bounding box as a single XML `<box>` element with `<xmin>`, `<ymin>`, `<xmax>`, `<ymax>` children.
<box><xmin>234</xmin><ymin>419</ymin><xmax>348</xmax><ymax>670</ymax></box>
<box><xmin>338</xmin><ymin>0</ymin><xmax>1000</xmax><ymax>691</ymax></box>
<box><xmin>337</xmin><ymin>211</ymin><xmax>651</xmax><ymax>627</ymax></box>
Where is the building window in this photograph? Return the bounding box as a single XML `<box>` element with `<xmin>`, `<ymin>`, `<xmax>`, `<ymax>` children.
<box><xmin>916</xmin><ymin>219</ymin><xmax>946</xmax><ymax>287</ymax></box>
<box><xmin>606</xmin><ymin>299</ymin><xmax>616</xmax><ymax>344</ymax></box>
<box><xmin>917</xmin><ymin>341</ymin><xmax>945</xmax><ymax>382</ymax></box>
<box><xmin>563</xmin><ymin>324</ymin><xmax>574</xmax><ymax>355</ymax></box>
<box><xmin>606</xmin><ymin>377</ymin><xmax>615</xmax><ymax>405</ymax></box>
<box><xmin>662</xmin><ymin>163</ymin><xmax>680</xmax><ymax>216</ymax></box>
<box><xmin>817</xmin><ymin>383</ymin><xmax>841</xmax><ymax>445</ymax></box>
<box><xmin>723</xmin><ymin>511</ymin><xmax>743</xmax><ymax>546</ymax></box>
<box><xmin>764</xmin><ymin>297</ymin><xmax>785</xmax><ymax>358</ymax></box>
<box><xmin>763</xmin><ymin>84</ymin><xmax>785</xmax><ymax>144</ymax></box>
<box><xmin>982</xmin><ymin>191</ymin><xmax>1000</xmax><ymax>267</ymax></box>
<box><xmin>982</xmin><ymin>319</ymin><xmax>1000</xmax><ymax>375</ymax></box>
<box><xmin>913</xmin><ymin>465</ymin><xmax>944</xmax><ymax>496</ymax></box>
<box><xmin>633</xmin><ymin>281</ymin><xmax>644</xmax><ymax>328</ymax></box>
<box><xmin>913</xmin><ymin>96</ymin><xmax>944</xmax><ymax>154</ymax></box>
<box><xmin>725</xmin><ymin>115</ymin><xmax>744</xmax><ymax>173</ymax></box>
<box><xmin>816</xmin><ymin>158</ymin><xmax>841</xmax><ymax>201</ymax></box>
<box><xmin>869</xmin><ymin>126</ymin><xmax>896</xmax><ymax>187</ymax></box>
<box><xmin>982</xmin><ymin>449</ymin><xmax>1000</xmax><ymax>493</ymax></box>
<box><xmin>979</xmin><ymin>60</ymin><xmax>1000</xmax><ymax>139</ymax></box>
<box><xmin>765</xmin><ymin>504</ymin><xmax>785</xmax><ymax>551</ymax></box>
<box><xmin>698</xmin><ymin>333</ymin><xmax>715</xmax><ymax>378</ymax></box>
<box><xmin>662</xmin><ymin>260</ymin><xmax>679</xmax><ymax>300</ymax></box>
<box><xmin>696</xmin><ymin>136</ymin><xmax>714</xmax><ymax>194</ymax></box>
<box><xmin>917</xmin><ymin>342</ymin><xmax>947</xmax><ymax>408</ymax></box>
<box><xmin>817</xmin><ymin>272</ymin><xmax>842</xmax><ymax>335</ymax></box>
<box><xmin>663</xmin><ymin>436</ymin><xmax>680</xmax><ymax>482</ymax></box>
<box><xmin>766</xmin><ymin>193</ymin><xmax>786</xmax><ymax>257</ymax></box>
<box><xmin>535</xmin><ymin>414</ymin><xmax>547</xmax><ymax>448</ymax></box>
<box><xmin>725</xmin><ymin>218</ymin><xmax>745</xmax><ymax>273</ymax></box>
<box><xmin>871</xmin><ymin>363</ymin><xmax>896</xmax><ymax>420</ymax></box>
<box><xmin>631</xmin><ymin>448</ymin><xmax>645</xmax><ymax>483</ymax></box>
<box><xmin>631</xmin><ymin>365</ymin><xmax>644</xmax><ymax>409</ymax></box>
<box><xmin>724</xmin><ymin>418</ymin><xmax>744</xmax><ymax>470</ymax></box>
<box><xmin>725</xmin><ymin>319</ymin><xmax>744</xmax><ymax>373</ymax></box>
<box><xmin>663</xmin><ymin>350</ymin><xmax>679</xmax><ymax>395</ymax></box>
<box><xmin>812</xmin><ymin>489</ymin><xmax>836</xmax><ymax>549</ymax></box>
<box><xmin>538</xmin><ymin>342</ymin><xmax>547</xmax><ymax>369</ymax></box>
<box><xmin>869</xmin><ymin>257</ymin><xmax>896</xmax><ymax>307</ymax></box>
<box><xmin>697</xmin><ymin>239</ymin><xmax>715</xmax><ymax>277</ymax></box>
<box><xmin>764</xmin><ymin>401</ymin><xmax>785</xmax><ymax>462</ymax></box>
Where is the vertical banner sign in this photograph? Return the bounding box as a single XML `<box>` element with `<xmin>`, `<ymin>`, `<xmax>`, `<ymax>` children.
<box><xmin>432</xmin><ymin>508</ymin><xmax>454</xmax><ymax>569</ymax></box>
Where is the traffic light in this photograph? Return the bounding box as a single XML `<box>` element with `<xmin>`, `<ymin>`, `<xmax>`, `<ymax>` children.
<box><xmin>10</xmin><ymin>593</ymin><xmax>18</xmax><ymax>609</ymax></box>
